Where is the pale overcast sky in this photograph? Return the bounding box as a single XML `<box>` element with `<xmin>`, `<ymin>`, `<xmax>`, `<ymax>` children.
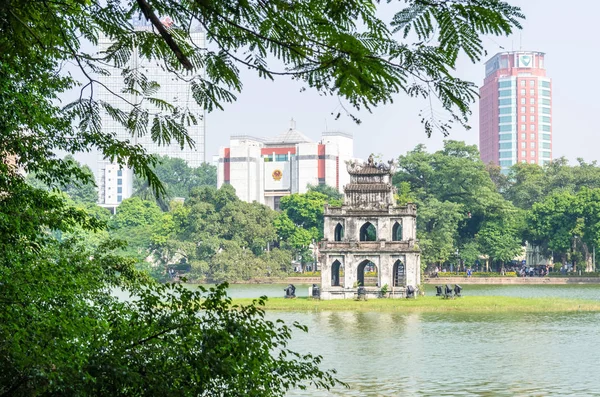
<box><xmin>74</xmin><ymin>0</ymin><xmax>600</xmax><ymax>169</ymax></box>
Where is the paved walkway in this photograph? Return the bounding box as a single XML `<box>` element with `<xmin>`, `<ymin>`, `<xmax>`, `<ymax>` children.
<box><xmin>425</xmin><ymin>277</ymin><xmax>600</xmax><ymax>284</ymax></box>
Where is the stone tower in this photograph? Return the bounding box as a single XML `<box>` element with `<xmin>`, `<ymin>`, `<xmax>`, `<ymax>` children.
<box><xmin>319</xmin><ymin>156</ymin><xmax>420</xmax><ymax>299</ymax></box>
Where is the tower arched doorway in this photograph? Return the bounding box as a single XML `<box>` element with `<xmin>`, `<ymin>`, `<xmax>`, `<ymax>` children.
<box><xmin>357</xmin><ymin>260</ymin><xmax>378</xmax><ymax>287</ymax></box>
<box><xmin>331</xmin><ymin>260</ymin><xmax>344</xmax><ymax>287</ymax></box>
<box><xmin>393</xmin><ymin>260</ymin><xmax>405</xmax><ymax>287</ymax></box>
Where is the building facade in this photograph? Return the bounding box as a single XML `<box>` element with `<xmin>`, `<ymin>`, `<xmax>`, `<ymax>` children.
<box><xmin>479</xmin><ymin>51</ymin><xmax>552</xmax><ymax>172</ymax></box>
<box><xmin>96</xmin><ymin>18</ymin><xmax>206</xmax><ymax>210</ymax></box>
<box><xmin>217</xmin><ymin>121</ymin><xmax>354</xmax><ymax>209</ymax></box>
<box><xmin>318</xmin><ymin>157</ymin><xmax>421</xmax><ymax>299</ymax></box>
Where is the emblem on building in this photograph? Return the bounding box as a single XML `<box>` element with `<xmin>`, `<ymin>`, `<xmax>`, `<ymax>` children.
<box><xmin>272</xmin><ymin>169</ymin><xmax>283</xmax><ymax>181</ymax></box>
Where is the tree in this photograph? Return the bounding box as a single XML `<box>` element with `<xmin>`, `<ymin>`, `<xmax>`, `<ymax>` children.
<box><xmin>394</xmin><ymin>141</ymin><xmax>517</xmax><ymax>268</ymax></box>
<box><xmin>133</xmin><ymin>156</ymin><xmax>217</xmax><ymax>203</ymax></box>
<box><xmin>1</xmin><ymin>0</ymin><xmax>523</xmax><ymax>393</ymax></box>
<box><xmin>109</xmin><ymin>197</ymin><xmax>164</xmax><ymax>260</ymax></box>
<box><xmin>26</xmin><ymin>155</ymin><xmax>99</xmax><ymax>204</ymax></box>
<box><xmin>307</xmin><ymin>184</ymin><xmax>343</xmax><ymax>202</ymax></box>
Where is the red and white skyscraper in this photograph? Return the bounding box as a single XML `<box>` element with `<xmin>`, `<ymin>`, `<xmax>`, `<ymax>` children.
<box><xmin>479</xmin><ymin>51</ymin><xmax>552</xmax><ymax>171</ymax></box>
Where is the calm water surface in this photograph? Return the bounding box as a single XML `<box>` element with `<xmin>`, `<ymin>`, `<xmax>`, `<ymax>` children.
<box><xmin>200</xmin><ymin>284</ymin><xmax>600</xmax><ymax>396</ymax></box>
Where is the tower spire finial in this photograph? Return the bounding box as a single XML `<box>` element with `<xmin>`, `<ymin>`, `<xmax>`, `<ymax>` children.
<box><xmin>290</xmin><ymin>118</ymin><xmax>296</xmax><ymax>130</ymax></box>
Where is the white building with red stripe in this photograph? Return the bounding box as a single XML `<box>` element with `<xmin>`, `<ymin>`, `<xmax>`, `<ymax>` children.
<box><xmin>217</xmin><ymin>121</ymin><xmax>354</xmax><ymax>210</ymax></box>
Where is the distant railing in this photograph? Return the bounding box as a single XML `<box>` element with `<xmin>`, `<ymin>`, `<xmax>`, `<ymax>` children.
<box><xmin>320</xmin><ymin>240</ymin><xmax>414</xmax><ymax>250</ymax></box>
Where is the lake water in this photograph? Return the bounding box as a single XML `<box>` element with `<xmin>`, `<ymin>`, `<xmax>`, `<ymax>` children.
<box><xmin>199</xmin><ymin>283</ymin><xmax>600</xmax><ymax>396</ymax></box>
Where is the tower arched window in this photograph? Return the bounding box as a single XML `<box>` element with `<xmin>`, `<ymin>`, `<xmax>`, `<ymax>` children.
<box><xmin>392</xmin><ymin>221</ymin><xmax>403</xmax><ymax>241</ymax></box>
<box><xmin>359</xmin><ymin>222</ymin><xmax>377</xmax><ymax>241</ymax></box>
<box><xmin>334</xmin><ymin>223</ymin><xmax>344</xmax><ymax>242</ymax></box>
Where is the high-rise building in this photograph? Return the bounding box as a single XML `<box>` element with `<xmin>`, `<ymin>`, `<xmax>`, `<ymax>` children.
<box><xmin>96</xmin><ymin>17</ymin><xmax>205</xmax><ymax>210</ymax></box>
<box><xmin>479</xmin><ymin>51</ymin><xmax>552</xmax><ymax>171</ymax></box>
<box><xmin>217</xmin><ymin>120</ymin><xmax>354</xmax><ymax>210</ymax></box>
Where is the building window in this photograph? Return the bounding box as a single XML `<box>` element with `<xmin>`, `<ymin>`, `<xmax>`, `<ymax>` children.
<box><xmin>500</xmin><ymin>160</ymin><xmax>513</xmax><ymax>167</ymax></box>
<box><xmin>542</xmin><ymin>107</ymin><xmax>551</xmax><ymax>114</ymax></box>
<box><xmin>117</xmin><ymin>187</ymin><xmax>122</xmax><ymax>194</ymax></box>
<box><xmin>530</xmin><ymin>142</ymin><xmax>536</xmax><ymax>148</ymax></box>
<box><xmin>499</xmin><ymin>125</ymin><xmax>513</xmax><ymax>132</ymax></box>
<box><xmin>499</xmin><ymin>98</ymin><xmax>512</xmax><ymax>106</ymax></box>
<box><xmin>520</xmin><ymin>89</ymin><xmax>526</xmax><ymax>95</ymax></box>
<box><xmin>521</xmin><ymin>124</ymin><xmax>526</xmax><ymax>131</ymax></box>
<box><xmin>117</xmin><ymin>195</ymin><xmax>122</xmax><ymax>203</ymax></box>
<box><xmin>275</xmin><ymin>154</ymin><xmax>289</xmax><ymax>162</ymax></box>
<box><xmin>499</xmin><ymin>116</ymin><xmax>512</xmax><ymax>123</ymax></box>
<box><xmin>500</xmin><ymin>142</ymin><xmax>512</xmax><ymax>150</ymax></box>
<box><xmin>520</xmin><ymin>97</ymin><xmax>526</xmax><ymax>104</ymax></box>
<box><xmin>530</xmin><ymin>107</ymin><xmax>535</xmax><ymax>113</ymax></box>
<box><xmin>530</xmin><ymin>115</ymin><xmax>535</xmax><ymax>122</ymax></box>
<box><xmin>499</xmin><ymin>89</ymin><xmax>512</xmax><ymax>97</ymax></box>
<box><xmin>530</xmin><ymin>98</ymin><xmax>535</xmax><ymax>105</ymax></box>
<box><xmin>117</xmin><ymin>169</ymin><xmax>122</xmax><ymax>177</ymax></box>
<box><xmin>263</xmin><ymin>155</ymin><xmax>273</xmax><ymax>162</ymax></box>
<box><xmin>521</xmin><ymin>106</ymin><xmax>526</xmax><ymax>113</ymax></box>
<box><xmin>530</xmin><ymin>124</ymin><xmax>535</xmax><ymax>131</ymax></box>
<box><xmin>520</xmin><ymin>115</ymin><xmax>526</xmax><ymax>122</ymax></box>
<box><xmin>542</xmin><ymin>125</ymin><xmax>551</xmax><ymax>132</ymax></box>
<box><xmin>499</xmin><ymin>134</ymin><xmax>512</xmax><ymax>141</ymax></box>
<box><xmin>530</xmin><ymin>133</ymin><xmax>536</xmax><ymax>139</ymax></box>
<box><xmin>543</xmin><ymin>142</ymin><xmax>551</xmax><ymax>149</ymax></box>
<box><xmin>521</xmin><ymin>133</ymin><xmax>526</xmax><ymax>139</ymax></box>
<box><xmin>541</xmin><ymin>81</ymin><xmax>551</xmax><ymax>88</ymax></box>
<box><xmin>530</xmin><ymin>80</ymin><xmax>535</xmax><ymax>87</ymax></box>
<box><xmin>542</xmin><ymin>116</ymin><xmax>551</xmax><ymax>123</ymax></box>
<box><xmin>529</xmin><ymin>89</ymin><xmax>535</xmax><ymax>96</ymax></box>
<box><xmin>542</xmin><ymin>151</ymin><xmax>551</xmax><ymax>158</ymax></box>
<box><xmin>520</xmin><ymin>80</ymin><xmax>526</xmax><ymax>87</ymax></box>
<box><xmin>531</xmin><ymin>151</ymin><xmax>536</xmax><ymax>157</ymax></box>
<box><xmin>520</xmin><ymin>142</ymin><xmax>526</xmax><ymax>149</ymax></box>
<box><xmin>542</xmin><ymin>133</ymin><xmax>551</xmax><ymax>141</ymax></box>
<box><xmin>542</xmin><ymin>98</ymin><xmax>551</xmax><ymax>106</ymax></box>
<box><xmin>541</xmin><ymin>89</ymin><xmax>551</xmax><ymax>97</ymax></box>
<box><xmin>521</xmin><ymin>151</ymin><xmax>526</xmax><ymax>157</ymax></box>
<box><xmin>273</xmin><ymin>196</ymin><xmax>282</xmax><ymax>211</ymax></box>
<box><xmin>499</xmin><ymin>151</ymin><xmax>512</xmax><ymax>159</ymax></box>
<box><xmin>499</xmin><ymin>81</ymin><xmax>513</xmax><ymax>89</ymax></box>
<box><xmin>499</xmin><ymin>107</ymin><xmax>512</xmax><ymax>115</ymax></box>
<box><xmin>117</xmin><ymin>178</ymin><xmax>122</xmax><ymax>186</ymax></box>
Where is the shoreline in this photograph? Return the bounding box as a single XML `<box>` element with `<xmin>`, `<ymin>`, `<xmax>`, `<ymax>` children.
<box><xmin>217</xmin><ymin>276</ymin><xmax>600</xmax><ymax>285</ymax></box>
<box><xmin>231</xmin><ymin>295</ymin><xmax>600</xmax><ymax>313</ymax></box>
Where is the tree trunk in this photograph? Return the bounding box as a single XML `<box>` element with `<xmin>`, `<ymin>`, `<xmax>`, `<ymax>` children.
<box><xmin>582</xmin><ymin>243</ymin><xmax>594</xmax><ymax>272</ymax></box>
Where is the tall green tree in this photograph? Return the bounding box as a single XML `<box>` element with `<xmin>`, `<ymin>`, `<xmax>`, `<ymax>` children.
<box><xmin>1</xmin><ymin>0</ymin><xmax>523</xmax><ymax>393</ymax></box>
<box><xmin>134</xmin><ymin>156</ymin><xmax>217</xmax><ymax>203</ymax></box>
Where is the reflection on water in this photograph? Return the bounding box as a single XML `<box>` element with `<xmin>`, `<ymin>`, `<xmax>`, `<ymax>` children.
<box><xmin>272</xmin><ymin>310</ymin><xmax>600</xmax><ymax>396</ymax></box>
<box><xmin>170</xmin><ymin>284</ymin><xmax>600</xmax><ymax>395</ymax></box>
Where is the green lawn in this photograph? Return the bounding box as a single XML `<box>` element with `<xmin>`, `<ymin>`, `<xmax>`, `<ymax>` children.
<box><xmin>231</xmin><ymin>295</ymin><xmax>600</xmax><ymax>313</ymax></box>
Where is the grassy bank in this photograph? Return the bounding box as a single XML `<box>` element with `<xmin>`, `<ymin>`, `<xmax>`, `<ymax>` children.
<box><xmin>231</xmin><ymin>296</ymin><xmax>600</xmax><ymax>313</ymax></box>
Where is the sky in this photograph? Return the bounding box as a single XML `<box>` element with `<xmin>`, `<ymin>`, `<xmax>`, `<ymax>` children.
<box><xmin>75</xmin><ymin>0</ymin><xmax>600</xmax><ymax>170</ymax></box>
